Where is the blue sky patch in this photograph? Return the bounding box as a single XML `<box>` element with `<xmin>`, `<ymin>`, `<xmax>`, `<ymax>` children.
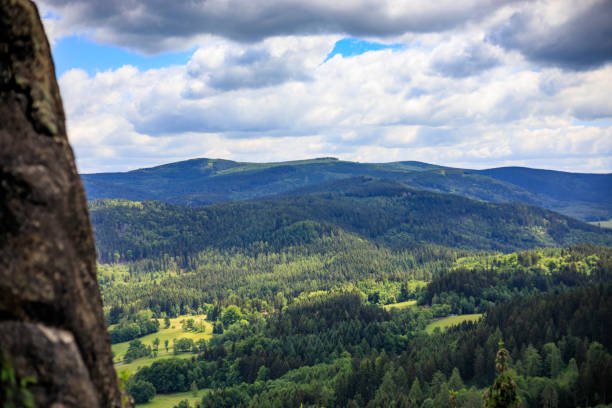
<box><xmin>572</xmin><ymin>119</ymin><xmax>612</xmax><ymax>128</ymax></box>
<box><xmin>52</xmin><ymin>35</ymin><xmax>194</xmax><ymax>76</ymax></box>
<box><xmin>323</xmin><ymin>38</ymin><xmax>404</xmax><ymax>63</ymax></box>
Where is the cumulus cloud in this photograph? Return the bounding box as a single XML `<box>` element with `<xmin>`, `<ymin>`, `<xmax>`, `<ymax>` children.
<box><xmin>488</xmin><ymin>0</ymin><xmax>612</xmax><ymax>70</ymax></box>
<box><xmin>35</xmin><ymin>0</ymin><xmax>612</xmax><ymax>173</ymax></box>
<box><xmin>182</xmin><ymin>36</ymin><xmax>332</xmax><ymax>96</ymax></box>
<box><xmin>431</xmin><ymin>41</ymin><xmax>500</xmax><ymax>78</ymax></box>
<box><xmin>37</xmin><ymin>0</ymin><xmax>518</xmax><ymax>53</ymax></box>
<box><xmin>57</xmin><ymin>32</ymin><xmax>612</xmax><ymax>173</ymax></box>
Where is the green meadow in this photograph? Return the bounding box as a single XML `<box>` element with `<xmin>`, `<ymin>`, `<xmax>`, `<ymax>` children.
<box><xmin>425</xmin><ymin>313</ymin><xmax>483</xmax><ymax>334</ymax></box>
<box><xmin>383</xmin><ymin>300</ymin><xmax>417</xmax><ymax>310</ymax></box>
<box><xmin>135</xmin><ymin>389</ymin><xmax>208</xmax><ymax>408</ymax></box>
<box><xmin>115</xmin><ymin>354</ymin><xmax>195</xmax><ymax>375</ymax></box>
<box><xmin>112</xmin><ymin>315</ymin><xmax>212</xmax><ymax>371</ymax></box>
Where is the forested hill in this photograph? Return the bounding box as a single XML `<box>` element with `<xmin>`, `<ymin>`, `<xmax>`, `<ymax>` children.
<box><xmin>81</xmin><ymin>157</ymin><xmax>612</xmax><ymax>221</ymax></box>
<box><xmin>89</xmin><ymin>178</ymin><xmax>612</xmax><ymax>264</ymax></box>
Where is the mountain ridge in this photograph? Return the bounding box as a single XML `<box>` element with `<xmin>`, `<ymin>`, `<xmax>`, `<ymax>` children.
<box><xmin>81</xmin><ymin>157</ymin><xmax>612</xmax><ymax>221</ymax></box>
<box><xmin>88</xmin><ymin>177</ymin><xmax>612</xmax><ymax>264</ymax></box>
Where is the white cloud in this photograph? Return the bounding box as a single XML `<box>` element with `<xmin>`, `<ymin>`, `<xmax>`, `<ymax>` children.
<box><xmin>39</xmin><ymin>0</ymin><xmax>612</xmax><ymax>174</ymax></box>
<box><xmin>57</xmin><ymin>31</ymin><xmax>612</xmax><ymax>174</ymax></box>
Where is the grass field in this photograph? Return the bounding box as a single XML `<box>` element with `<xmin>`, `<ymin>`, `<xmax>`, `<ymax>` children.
<box><xmin>383</xmin><ymin>300</ymin><xmax>417</xmax><ymax>310</ymax></box>
<box><xmin>589</xmin><ymin>219</ymin><xmax>612</xmax><ymax>229</ymax></box>
<box><xmin>112</xmin><ymin>315</ymin><xmax>213</xmax><ymax>371</ymax></box>
<box><xmin>135</xmin><ymin>389</ymin><xmax>208</xmax><ymax>408</ymax></box>
<box><xmin>115</xmin><ymin>353</ymin><xmax>195</xmax><ymax>374</ymax></box>
<box><xmin>425</xmin><ymin>314</ymin><xmax>483</xmax><ymax>334</ymax></box>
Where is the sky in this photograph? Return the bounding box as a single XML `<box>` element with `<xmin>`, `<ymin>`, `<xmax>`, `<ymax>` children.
<box><xmin>35</xmin><ymin>0</ymin><xmax>612</xmax><ymax>174</ymax></box>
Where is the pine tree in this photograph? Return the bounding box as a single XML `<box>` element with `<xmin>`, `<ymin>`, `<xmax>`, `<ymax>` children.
<box><xmin>448</xmin><ymin>367</ymin><xmax>464</xmax><ymax>391</ymax></box>
<box><xmin>540</xmin><ymin>382</ymin><xmax>558</xmax><ymax>408</ymax></box>
<box><xmin>524</xmin><ymin>344</ymin><xmax>542</xmax><ymax>377</ymax></box>
<box><xmin>408</xmin><ymin>377</ymin><xmax>422</xmax><ymax>408</ymax></box>
<box><xmin>483</xmin><ymin>342</ymin><xmax>520</xmax><ymax>408</ymax></box>
<box><xmin>433</xmin><ymin>382</ymin><xmax>451</xmax><ymax>408</ymax></box>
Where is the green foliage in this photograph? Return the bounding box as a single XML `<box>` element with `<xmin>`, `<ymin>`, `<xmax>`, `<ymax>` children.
<box><xmin>109</xmin><ymin>311</ymin><xmax>160</xmax><ymax>344</ymax></box>
<box><xmin>99</xmin><ymin>233</ymin><xmax>455</xmax><ymax>319</ymax></box>
<box><xmin>408</xmin><ymin>377</ymin><xmax>422</xmax><ymax>407</ymax></box>
<box><xmin>173</xmin><ymin>338</ymin><xmax>195</xmax><ymax>354</ymax></box>
<box><xmin>120</xmin><ymin>284</ymin><xmax>612</xmax><ymax>408</ymax></box>
<box><xmin>182</xmin><ymin>319</ymin><xmax>194</xmax><ymax>331</ymax></box>
<box><xmin>524</xmin><ymin>345</ymin><xmax>542</xmax><ymax>377</ymax></box>
<box><xmin>173</xmin><ymin>400</ymin><xmax>191</xmax><ymax>408</ymax></box>
<box><xmin>89</xmin><ymin>181</ymin><xmax>611</xmax><ymax>265</ymax></box>
<box><xmin>483</xmin><ymin>343</ymin><xmax>521</xmax><ymax>408</ymax></box>
<box><xmin>127</xmin><ymin>379</ymin><xmax>156</xmax><ymax>404</ymax></box>
<box><xmin>220</xmin><ymin>305</ymin><xmax>243</xmax><ymax>328</ymax></box>
<box><xmin>422</xmin><ymin>245</ymin><xmax>612</xmax><ymax>314</ymax></box>
<box><xmin>89</xmin><ymin>171</ymin><xmax>612</xmax><ymax>408</ymax></box>
<box><xmin>117</xmin><ymin>369</ymin><xmax>132</xmax><ymax>407</ymax></box>
<box><xmin>448</xmin><ymin>367</ymin><xmax>464</xmax><ymax>391</ymax></box>
<box><xmin>124</xmin><ymin>339</ymin><xmax>151</xmax><ymax>362</ymax></box>
<box><xmin>82</xmin><ymin>157</ymin><xmax>612</xmax><ymax>221</ymax></box>
<box><xmin>425</xmin><ymin>313</ymin><xmax>482</xmax><ymax>334</ymax></box>
<box><xmin>0</xmin><ymin>352</ymin><xmax>35</xmax><ymax>408</ymax></box>
<box><xmin>132</xmin><ymin>358</ymin><xmax>193</xmax><ymax>394</ymax></box>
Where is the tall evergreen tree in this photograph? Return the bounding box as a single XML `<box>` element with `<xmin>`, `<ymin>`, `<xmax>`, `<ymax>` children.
<box><xmin>408</xmin><ymin>377</ymin><xmax>422</xmax><ymax>408</ymax></box>
<box><xmin>483</xmin><ymin>343</ymin><xmax>521</xmax><ymax>408</ymax></box>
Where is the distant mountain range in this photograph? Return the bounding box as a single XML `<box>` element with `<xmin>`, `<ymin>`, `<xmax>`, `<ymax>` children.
<box><xmin>82</xmin><ymin>157</ymin><xmax>611</xmax><ymax>221</ymax></box>
<box><xmin>89</xmin><ymin>176</ymin><xmax>612</xmax><ymax>263</ymax></box>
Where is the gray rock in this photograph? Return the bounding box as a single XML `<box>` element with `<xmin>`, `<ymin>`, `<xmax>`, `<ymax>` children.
<box><xmin>0</xmin><ymin>0</ymin><xmax>129</xmax><ymax>406</ymax></box>
<box><xmin>0</xmin><ymin>322</ymin><xmax>100</xmax><ymax>407</ymax></box>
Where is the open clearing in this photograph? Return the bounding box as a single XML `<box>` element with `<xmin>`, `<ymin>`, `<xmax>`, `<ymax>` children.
<box><xmin>135</xmin><ymin>389</ymin><xmax>208</xmax><ymax>408</ymax></box>
<box><xmin>425</xmin><ymin>314</ymin><xmax>483</xmax><ymax>334</ymax></box>
<box><xmin>115</xmin><ymin>353</ymin><xmax>195</xmax><ymax>374</ymax></box>
<box><xmin>112</xmin><ymin>314</ymin><xmax>212</xmax><ymax>371</ymax></box>
<box><xmin>383</xmin><ymin>300</ymin><xmax>417</xmax><ymax>310</ymax></box>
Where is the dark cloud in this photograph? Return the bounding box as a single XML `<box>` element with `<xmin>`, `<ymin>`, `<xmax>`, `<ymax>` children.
<box><xmin>39</xmin><ymin>0</ymin><xmax>517</xmax><ymax>52</ymax></box>
<box><xmin>431</xmin><ymin>45</ymin><xmax>499</xmax><ymax>78</ymax></box>
<box><xmin>186</xmin><ymin>48</ymin><xmax>310</xmax><ymax>91</ymax></box>
<box><xmin>488</xmin><ymin>0</ymin><xmax>612</xmax><ymax>70</ymax></box>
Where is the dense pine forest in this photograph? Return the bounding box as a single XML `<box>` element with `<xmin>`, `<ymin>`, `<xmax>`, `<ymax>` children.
<box><xmin>89</xmin><ymin>177</ymin><xmax>611</xmax><ymax>264</ymax></box>
<box><xmin>107</xmin><ymin>245</ymin><xmax>612</xmax><ymax>407</ymax></box>
<box><xmin>87</xmin><ymin>166</ymin><xmax>612</xmax><ymax>407</ymax></box>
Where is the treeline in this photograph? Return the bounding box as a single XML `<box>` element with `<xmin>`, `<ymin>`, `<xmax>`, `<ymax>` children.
<box><xmin>421</xmin><ymin>244</ymin><xmax>612</xmax><ymax>313</ymax></box>
<box><xmin>100</xmin><ymin>243</ymin><xmax>611</xmax><ymax>324</ymax></box>
<box><xmin>99</xmin><ymin>235</ymin><xmax>458</xmax><ymax>320</ymax></box>
<box><xmin>89</xmin><ymin>179</ymin><xmax>611</xmax><ymax>264</ymax></box>
<box><xmin>108</xmin><ymin>310</ymin><xmax>159</xmax><ymax>344</ymax></box>
<box><xmin>126</xmin><ymin>285</ymin><xmax>612</xmax><ymax>407</ymax></box>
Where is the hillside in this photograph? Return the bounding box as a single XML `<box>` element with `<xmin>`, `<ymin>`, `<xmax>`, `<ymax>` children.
<box><xmin>476</xmin><ymin>166</ymin><xmax>612</xmax><ymax>221</ymax></box>
<box><xmin>89</xmin><ymin>177</ymin><xmax>612</xmax><ymax>264</ymax></box>
<box><xmin>81</xmin><ymin>157</ymin><xmax>612</xmax><ymax>221</ymax></box>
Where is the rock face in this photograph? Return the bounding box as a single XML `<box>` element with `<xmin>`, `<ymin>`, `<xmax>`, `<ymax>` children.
<box><xmin>0</xmin><ymin>1</ymin><xmax>127</xmax><ymax>407</ymax></box>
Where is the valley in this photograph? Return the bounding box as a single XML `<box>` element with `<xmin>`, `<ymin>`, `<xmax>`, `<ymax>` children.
<box><xmin>87</xmin><ymin>159</ymin><xmax>612</xmax><ymax>407</ymax></box>
<box><xmin>3</xmin><ymin>2</ymin><xmax>611</xmax><ymax>407</ymax></box>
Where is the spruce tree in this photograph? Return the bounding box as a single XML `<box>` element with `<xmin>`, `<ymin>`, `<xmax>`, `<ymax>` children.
<box><xmin>483</xmin><ymin>342</ymin><xmax>520</xmax><ymax>408</ymax></box>
<box><xmin>408</xmin><ymin>378</ymin><xmax>422</xmax><ymax>407</ymax></box>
